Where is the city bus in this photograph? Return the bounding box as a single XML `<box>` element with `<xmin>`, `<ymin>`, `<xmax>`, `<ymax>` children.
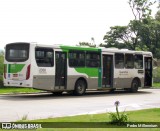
<box><xmin>3</xmin><ymin>42</ymin><xmax>153</xmax><ymax>95</ymax></box>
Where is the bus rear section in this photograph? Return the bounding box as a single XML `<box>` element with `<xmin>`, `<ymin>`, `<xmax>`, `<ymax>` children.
<box><xmin>3</xmin><ymin>43</ymin><xmax>32</xmax><ymax>87</ymax></box>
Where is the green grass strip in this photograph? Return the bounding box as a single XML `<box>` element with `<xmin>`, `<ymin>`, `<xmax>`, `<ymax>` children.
<box><xmin>21</xmin><ymin>108</ymin><xmax>160</xmax><ymax>122</ymax></box>
<box><xmin>152</xmin><ymin>83</ymin><xmax>160</xmax><ymax>88</ymax></box>
<box><xmin>15</xmin><ymin>108</ymin><xmax>160</xmax><ymax>131</ymax></box>
<box><xmin>0</xmin><ymin>87</ymin><xmax>42</xmax><ymax>94</ymax></box>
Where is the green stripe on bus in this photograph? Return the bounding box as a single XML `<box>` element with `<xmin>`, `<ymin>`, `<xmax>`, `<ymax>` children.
<box><xmin>8</xmin><ymin>64</ymin><xmax>25</xmax><ymax>73</ymax></box>
<box><xmin>75</xmin><ymin>68</ymin><xmax>99</xmax><ymax>77</ymax></box>
<box><xmin>8</xmin><ymin>64</ymin><xmax>10</xmax><ymax>73</ymax></box>
<box><xmin>60</xmin><ymin>45</ymin><xmax>102</xmax><ymax>87</ymax></box>
<box><xmin>60</xmin><ymin>46</ymin><xmax>100</xmax><ymax>52</ymax></box>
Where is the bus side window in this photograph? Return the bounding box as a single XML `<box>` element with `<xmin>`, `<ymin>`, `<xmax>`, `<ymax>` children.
<box><xmin>69</xmin><ymin>51</ymin><xmax>85</xmax><ymax>67</ymax></box>
<box><xmin>86</xmin><ymin>52</ymin><xmax>100</xmax><ymax>67</ymax></box>
<box><xmin>115</xmin><ymin>53</ymin><xmax>124</xmax><ymax>68</ymax></box>
<box><xmin>125</xmin><ymin>54</ymin><xmax>134</xmax><ymax>69</ymax></box>
<box><xmin>134</xmin><ymin>54</ymin><xmax>143</xmax><ymax>69</ymax></box>
<box><xmin>35</xmin><ymin>48</ymin><xmax>54</xmax><ymax>67</ymax></box>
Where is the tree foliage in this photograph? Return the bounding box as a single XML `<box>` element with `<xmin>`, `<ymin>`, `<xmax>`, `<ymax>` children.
<box><xmin>103</xmin><ymin>26</ymin><xmax>133</xmax><ymax>49</ymax></box>
<box><xmin>155</xmin><ymin>10</ymin><xmax>160</xmax><ymax>21</ymax></box>
<box><xmin>103</xmin><ymin>0</ymin><xmax>160</xmax><ymax>58</ymax></box>
<box><xmin>0</xmin><ymin>50</ymin><xmax>4</xmax><ymax>87</ymax></box>
<box><xmin>139</xmin><ymin>18</ymin><xmax>160</xmax><ymax>58</ymax></box>
<box><xmin>128</xmin><ymin>0</ymin><xmax>155</xmax><ymax>20</ymax></box>
<box><xmin>0</xmin><ymin>50</ymin><xmax>4</xmax><ymax>74</ymax></box>
<box><xmin>79</xmin><ymin>42</ymin><xmax>96</xmax><ymax>47</ymax></box>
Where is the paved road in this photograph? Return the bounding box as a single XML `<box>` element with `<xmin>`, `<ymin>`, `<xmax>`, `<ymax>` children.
<box><xmin>0</xmin><ymin>89</ymin><xmax>160</xmax><ymax>122</ymax></box>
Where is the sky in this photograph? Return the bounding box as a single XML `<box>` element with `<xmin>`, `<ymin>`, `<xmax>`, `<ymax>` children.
<box><xmin>0</xmin><ymin>0</ymin><xmax>159</xmax><ymax>50</ymax></box>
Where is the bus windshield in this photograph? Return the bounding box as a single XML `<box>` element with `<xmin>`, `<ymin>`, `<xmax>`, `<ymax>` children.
<box><xmin>5</xmin><ymin>43</ymin><xmax>30</xmax><ymax>62</ymax></box>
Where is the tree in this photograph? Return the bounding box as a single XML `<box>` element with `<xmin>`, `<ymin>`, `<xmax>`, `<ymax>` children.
<box><xmin>155</xmin><ymin>10</ymin><xmax>160</xmax><ymax>21</ymax></box>
<box><xmin>128</xmin><ymin>0</ymin><xmax>155</xmax><ymax>21</ymax></box>
<box><xmin>79</xmin><ymin>42</ymin><xmax>96</xmax><ymax>47</ymax></box>
<box><xmin>103</xmin><ymin>0</ymin><xmax>160</xmax><ymax>57</ymax></box>
<box><xmin>128</xmin><ymin>0</ymin><xmax>156</xmax><ymax>50</ymax></box>
<box><xmin>139</xmin><ymin>18</ymin><xmax>160</xmax><ymax>58</ymax></box>
<box><xmin>0</xmin><ymin>50</ymin><xmax>4</xmax><ymax>74</ymax></box>
<box><xmin>79</xmin><ymin>42</ymin><xmax>91</xmax><ymax>46</ymax></box>
<box><xmin>0</xmin><ymin>50</ymin><xmax>4</xmax><ymax>87</ymax></box>
<box><xmin>103</xmin><ymin>26</ymin><xmax>134</xmax><ymax>49</ymax></box>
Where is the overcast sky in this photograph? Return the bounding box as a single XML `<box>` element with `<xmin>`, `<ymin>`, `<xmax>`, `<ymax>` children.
<box><xmin>0</xmin><ymin>0</ymin><xmax>158</xmax><ymax>50</ymax></box>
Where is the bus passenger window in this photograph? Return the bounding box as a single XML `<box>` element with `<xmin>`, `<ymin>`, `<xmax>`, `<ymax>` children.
<box><xmin>115</xmin><ymin>53</ymin><xmax>124</xmax><ymax>68</ymax></box>
<box><xmin>69</xmin><ymin>51</ymin><xmax>85</xmax><ymax>67</ymax></box>
<box><xmin>134</xmin><ymin>55</ymin><xmax>143</xmax><ymax>69</ymax></box>
<box><xmin>35</xmin><ymin>48</ymin><xmax>54</xmax><ymax>67</ymax></box>
<box><xmin>125</xmin><ymin>54</ymin><xmax>134</xmax><ymax>69</ymax></box>
<box><xmin>86</xmin><ymin>52</ymin><xmax>100</xmax><ymax>67</ymax></box>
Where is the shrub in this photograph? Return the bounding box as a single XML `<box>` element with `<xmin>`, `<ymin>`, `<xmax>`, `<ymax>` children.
<box><xmin>21</xmin><ymin>114</ymin><xmax>28</xmax><ymax>121</ymax></box>
<box><xmin>0</xmin><ymin>75</ymin><xmax>4</xmax><ymax>87</ymax></box>
<box><xmin>109</xmin><ymin>101</ymin><xmax>128</xmax><ymax>125</ymax></box>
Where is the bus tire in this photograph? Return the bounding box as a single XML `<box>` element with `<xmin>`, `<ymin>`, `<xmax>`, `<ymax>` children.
<box><xmin>74</xmin><ymin>80</ymin><xmax>86</xmax><ymax>96</ymax></box>
<box><xmin>130</xmin><ymin>79</ymin><xmax>139</xmax><ymax>93</ymax></box>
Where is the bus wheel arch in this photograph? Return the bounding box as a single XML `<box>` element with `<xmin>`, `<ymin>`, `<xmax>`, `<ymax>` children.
<box><xmin>73</xmin><ymin>77</ymin><xmax>87</xmax><ymax>96</ymax></box>
<box><xmin>130</xmin><ymin>77</ymin><xmax>141</xmax><ymax>93</ymax></box>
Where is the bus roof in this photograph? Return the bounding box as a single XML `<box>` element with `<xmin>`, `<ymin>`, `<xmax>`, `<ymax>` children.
<box><xmin>101</xmin><ymin>48</ymin><xmax>152</xmax><ymax>56</ymax></box>
<box><xmin>6</xmin><ymin>42</ymin><xmax>152</xmax><ymax>56</ymax></box>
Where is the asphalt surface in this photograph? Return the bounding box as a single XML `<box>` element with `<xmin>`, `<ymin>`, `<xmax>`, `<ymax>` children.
<box><xmin>0</xmin><ymin>88</ymin><xmax>160</xmax><ymax>122</ymax></box>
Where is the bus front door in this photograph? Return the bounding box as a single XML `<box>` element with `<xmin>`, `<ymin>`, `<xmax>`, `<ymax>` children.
<box><xmin>144</xmin><ymin>57</ymin><xmax>152</xmax><ymax>87</ymax></box>
<box><xmin>55</xmin><ymin>52</ymin><xmax>67</xmax><ymax>89</ymax></box>
<box><xmin>102</xmin><ymin>55</ymin><xmax>113</xmax><ymax>88</ymax></box>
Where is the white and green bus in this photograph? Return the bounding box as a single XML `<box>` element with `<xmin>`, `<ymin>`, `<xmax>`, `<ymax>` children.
<box><xmin>3</xmin><ymin>42</ymin><xmax>153</xmax><ymax>95</ymax></box>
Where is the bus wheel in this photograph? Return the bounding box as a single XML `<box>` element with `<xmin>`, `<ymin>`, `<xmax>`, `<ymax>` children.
<box><xmin>130</xmin><ymin>79</ymin><xmax>139</xmax><ymax>93</ymax></box>
<box><xmin>74</xmin><ymin>80</ymin><xmax>86</xmax><ymax>96</ymax></box>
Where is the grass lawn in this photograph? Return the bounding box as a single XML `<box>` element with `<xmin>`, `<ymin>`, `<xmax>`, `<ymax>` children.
<box><xmin>16</xmin><ymin>108</ymin><xmax>160</xmax><ymax>131</ymax></box>
<box><xmin>0</xmin><ymin>87</ymin><xmax>43</xmax><ymax>94</ymax></box>
<box><xmin>26</xmin><ymin>108</ymin><xmax>160</xmax><ymax>122</ymax></box>
<box><xmin>152</xmin><ymin>83</ymin><xmax>160</xmax><ymax>88</ymax></box>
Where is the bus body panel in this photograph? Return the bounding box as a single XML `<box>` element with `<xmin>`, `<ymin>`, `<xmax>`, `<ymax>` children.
<box><xmin>67</xmin><ymin>67</ymin><xmax>99</xmax><ymax>90</ymax></box>
<box><xmin>61</xmin><ymin>45</ymin><xmax>101</xmax><ymax>90</ymax></box>
<box><xmin>4</xmin><ymin>43</ymin><xmax>153</xmax><ymax>93</ymax></box>
<box><xmin>114</xmin><ymin>68</ymin><xmax>145</xmax><ymax>89</ymax></box>
<box><xmin>33</xmin><ymin>75</ymin><xmax>55</xmax><ymax>90</ymax></box>
<box><xmin>32</xmin><ymin>44</ymin><xmax>55</xmax><ymax>91</ymax></box>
